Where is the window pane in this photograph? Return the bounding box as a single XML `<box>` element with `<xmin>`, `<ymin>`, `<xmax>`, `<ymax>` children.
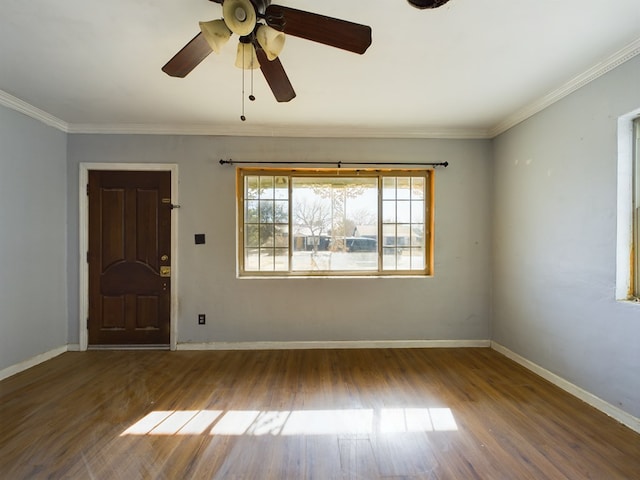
<box><xmin>273</xmin><ymin>248</ymin><xmax>289</xmax><ymax>271</ymax></box>
<box><xmin>259</xmin><ymin>249</ymin><xmax>275</xmax><ymax>271</ymax></box>
<box><xmin>383</xmin><ymin>201</ymin><xmax>396</xmax><ymax>223</ymax></box>
<box><xmin>245</xmin><ymin>225</ymin><xmax>260</xmax><ymax>248</ymax></box>
<box><xmin>259</xmin><ymin>202</ymin><xmax>274</xmax><ymax>224</ymax></box>
<box><xmin>395</xmin><ymin>224</ymin><xmax>412</xmax><ymax>248</ymax></box>
<box><xmin>275</xmin><ymin>176</ymin><xmax>288</xmax><ymax>199</ymax></box>
<box><xmin>410</xmin><ymin>247</ymin><xmax>425</xmax><ymax>270</ymax></box>
<box><xmin>397</xmin><ymin>202</ymin><xmax>411</xmax><ymax>223</ymax></box>
<box><xmin>274</xmin><ymin>224</ymin><xmax>289</xmax><ymax>248</ymax></box>
<box><xmin>411</xmin><ymin>200</ymin><xmax>424</xmax><ymax>223</ymax></box>
<box><xmin>412</xmin><ymin>177</ymin><xmax>425</xmax><ymax>200</ymax></box>
<box><xmin>274</xmin><ymin>200</ymin><xmax>288</xmax><ymax>223</ymax></box>
<box><xmin>245</xmin><ymin>200</ymin><xmax>259</xmax><ymax>223</ymax></box>
<box><xmin>291</xmin><ymin>176</ymin><xmax>377</xmax><ymax>272</ymax></box>
<box><xmin>382</xmin><ymin>177</ymin><xmax>396</xmax><ymax>199</ymax></box>
<box><xmin>383</xmin><ymin>224</ymin><xmax>396</xmax><ymax>246</ymax></box>
<box><xmin>245</xmin><ymin>176</ymin><xmax>259</xmax><ymax>199</ymax></box>
<box><xmin>412</xmin><ymin>226</ymin><xmax>424</xmax><ymax>246</ymax></box>
<box><xmin>244</xmin><ymin>248</ymin><xmax>258</xmax><ymax>271</ymax></box>
<box><xmin>259</xmin><ymin>176</ymin><xmax>274</xmax><ymax>198</ymax></box>
<box><xmin>383</xmin><ymin>249</ymin><xmax>398</xmax><ymax>270</ymax></box>
<box><xmin>397</xmin><ymin>177</ymin><xmax>411</xmax><ymax>199</ymax></box>
<box><xmin>260</xmin><ymin>224</ymin><xmax>275</xmax><ymax>247</ymax></box>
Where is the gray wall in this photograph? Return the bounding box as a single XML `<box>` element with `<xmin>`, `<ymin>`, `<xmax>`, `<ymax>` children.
<box><xmin>0</xmin><ymin>105</ymin><xmax>68</xmax><ymax>371</ymax></box>
<box><xmin>67</xmin><ymin>136</ymin><xmax>493</xmax><ymax>345</ymax></box>
<box><xmin>492</xmin><ymin>55</ymin><xmax>640</xmax><ymax>418</ymax></box>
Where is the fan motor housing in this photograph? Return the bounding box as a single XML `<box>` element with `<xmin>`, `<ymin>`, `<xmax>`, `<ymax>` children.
<box><xmin>249</xmin><ymin>0</ymin><xmax>270</xmax><ymax>15</ymax></box>
<box><xmin>407</xmin><ymin>0</ymin><xmax>451</xmax><ymax>8</ymax></box>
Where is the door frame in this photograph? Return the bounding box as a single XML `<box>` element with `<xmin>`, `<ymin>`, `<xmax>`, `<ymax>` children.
<box><xmin>79</xmin><ymin>163</ymin><xmax>179</xmax><ymax>351</ymax></box>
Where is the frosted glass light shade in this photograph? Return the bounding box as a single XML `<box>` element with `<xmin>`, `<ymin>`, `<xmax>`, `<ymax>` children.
<box><xmin>199</xmin><ymin>20</ymin><xmax>232</xmax><ymax>54</ymax></box>
<box><xmin>223</xmin><ymin>0</ymin><xmax>257</xmax><ymax>36</ymax></box>
<box><xmin>235</xmin><ymin>42</ymin><xmax>260</xmax><ymax>69</ymax></box>
<box><xmin>256</xmin><ymin>25</ymin><xmax>285</xmax><ymax>61</ymax></box>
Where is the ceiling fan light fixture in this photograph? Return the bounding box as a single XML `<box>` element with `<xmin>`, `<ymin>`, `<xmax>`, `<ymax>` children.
<box><xmin>235</xmin><ymin>42</ymin><xmax>260</xmax><ymax>70</ymax></box>
<box><xmin>223</xmin><ymin>0</ymin><xmax>257</xmax><ymax>36</ymax></box>
<box><xmin>199</xmin><ymin>19</ymin><xmax>232</xmax><ymax>54</ymax></box>
<box><xmin>256</xmin><ymin>24</ymin><xmax>285</xmax><ymax>61</ymax></box>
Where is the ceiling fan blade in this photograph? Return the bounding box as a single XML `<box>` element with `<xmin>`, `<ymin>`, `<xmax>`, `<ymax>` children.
<box><xmin>255</xmin><ymin>46</ymin><xmax>296</xmax><ymax>102</ymax></box>
<box><xmin>265</xmin><ymin>5</ymin><xmax>372</xmax><ymax>55</ymax></box>
<box><xmin>162</xmin><ymin>32</ymin><xmax>212</xmax><ymax>78</ymax></box>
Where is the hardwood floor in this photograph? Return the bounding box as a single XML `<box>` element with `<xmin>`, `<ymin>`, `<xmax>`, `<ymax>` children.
<box><xmin>0</xmin><ymin>348</ymin><xmax>638</xmax><ymax>479</ymax></box>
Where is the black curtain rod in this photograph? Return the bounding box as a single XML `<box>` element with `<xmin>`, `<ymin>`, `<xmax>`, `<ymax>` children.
<box><xmin>219</xmin><ymin>159</ymin><xmax>449</xmax><ymax>168</ymax></box>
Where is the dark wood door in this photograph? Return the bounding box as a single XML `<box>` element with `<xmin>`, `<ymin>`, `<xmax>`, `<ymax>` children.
<box><xmin>88</xmin><ymin>170</ymin><xmax>171</xmax><ymax>346</ymax></box>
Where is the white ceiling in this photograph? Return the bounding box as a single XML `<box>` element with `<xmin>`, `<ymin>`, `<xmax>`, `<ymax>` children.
<box><xmin>1</xmin><ymin>0</ymin><xmax>639</xmax><ymax>138</ymax></box>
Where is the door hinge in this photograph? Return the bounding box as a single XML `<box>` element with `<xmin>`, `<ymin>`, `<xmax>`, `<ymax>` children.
<box><xmin>87</xmin><ymin>184</ymin><xmax>90</xmax><ymax>195</ymax></box>
<box><xmin>86</xmin><ymin>251</ymin><xmax>90</xmax><ymax>263</ymax></box>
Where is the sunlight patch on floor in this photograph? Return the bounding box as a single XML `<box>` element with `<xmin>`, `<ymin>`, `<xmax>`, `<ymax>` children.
<box><xmin>121</xmin><ymin>407</ymin><xmax>458</xmax><ymax>437</ymax></box>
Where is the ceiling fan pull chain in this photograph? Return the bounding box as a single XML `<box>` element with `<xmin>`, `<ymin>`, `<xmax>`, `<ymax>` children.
<box><xmin>249</xmin><ymin>60</ymin><xmax>256</xmax><ymax>102</ymax></box>
<box><xmin>240</xmin><ymin>48</ymin><xmax>246</xmax><ymax>121</ymax></box>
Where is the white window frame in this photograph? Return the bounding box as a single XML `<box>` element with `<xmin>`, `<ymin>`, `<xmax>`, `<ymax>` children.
<box><xmin>633</xmin><ymin>117</ymin><xmax>639</xmax><ymax>298</ymax></box>
<box><xmin>616</xmin><ymin>110</ymin><xmax>640</xmax><ymax>302</ymax></box>
<box><xmin>236</xmin><ymin>168</ymin><xmax>435</xmax><ymax>277</ymax></box>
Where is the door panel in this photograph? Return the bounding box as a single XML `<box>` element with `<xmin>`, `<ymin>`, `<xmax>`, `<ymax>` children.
<box><xmin>88</xmin><ymin>170</ymin><xmax>171</xmax><ymax>345</ymax></box>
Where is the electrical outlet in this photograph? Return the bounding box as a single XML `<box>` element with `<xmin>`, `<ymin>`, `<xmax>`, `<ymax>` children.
<box><xmin>198</xmin><ymin>314</ymin><xmax>206</xmax><ymax>325</ymax></box>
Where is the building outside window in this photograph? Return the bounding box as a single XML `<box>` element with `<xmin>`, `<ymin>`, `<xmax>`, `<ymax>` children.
<box><xmin>237</xmin><ymin>168</ymin><xmax>434</xmax><ymax>277</ymax></box>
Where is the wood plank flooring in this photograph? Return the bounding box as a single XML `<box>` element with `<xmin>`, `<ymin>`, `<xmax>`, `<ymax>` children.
<box><xmin>0</xmin><ymin>348</ymin><xmax>638</xmax><ymax>479</ymax></box>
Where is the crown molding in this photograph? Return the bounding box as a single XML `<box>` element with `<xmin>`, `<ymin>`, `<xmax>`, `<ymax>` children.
<box><xmin>489</xmin><ymin>37</ymin><xmax>640</xmax><ymax>138</ymax></box>
<box><xmin>66</xmin><ymin>122</ymin><xmax>490</xmax><ymax>139</ymax></box>
<box><xmin>0</xmin><ymin>90</ymin><xmax>69</xmax><ymax>132</ymax></box>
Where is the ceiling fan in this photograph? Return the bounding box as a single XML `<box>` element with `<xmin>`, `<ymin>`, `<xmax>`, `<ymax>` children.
<box><xmin>162</xmin><ymin>0</ymin><xmax>373</xmax><ymax>104</ymax></box>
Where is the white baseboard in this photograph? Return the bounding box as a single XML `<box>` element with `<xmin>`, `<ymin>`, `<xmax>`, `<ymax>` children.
<box><xmin>0</xmin><ymin>345</ymin><xmax>68</xmax><ymax>381</ymax></box>
<box><xmin>491</xmin><ymin>342</ymin><xmax>640</xmax><ymax>434</ymax></box>
<box><xmin>177</xmin><ymin>339</ymin><xmax>491</xmax><ymax>351</ymax></box>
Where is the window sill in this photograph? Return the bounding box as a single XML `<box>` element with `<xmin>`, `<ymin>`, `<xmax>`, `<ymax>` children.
<box><xmin>237</xmin><ymin>274</ymin><xmax>434</xmax><ymax>280</ymax></box>
<box><xmin>617</xmin><ymin>297</ymin><xmax>640</xmax><ymax>305</ymax></box>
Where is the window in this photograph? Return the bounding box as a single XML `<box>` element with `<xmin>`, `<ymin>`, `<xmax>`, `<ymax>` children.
<box><xmin>237</xmin><ymin>168</ymin><xmax>434</xmax><ymax>277</ymax></box>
